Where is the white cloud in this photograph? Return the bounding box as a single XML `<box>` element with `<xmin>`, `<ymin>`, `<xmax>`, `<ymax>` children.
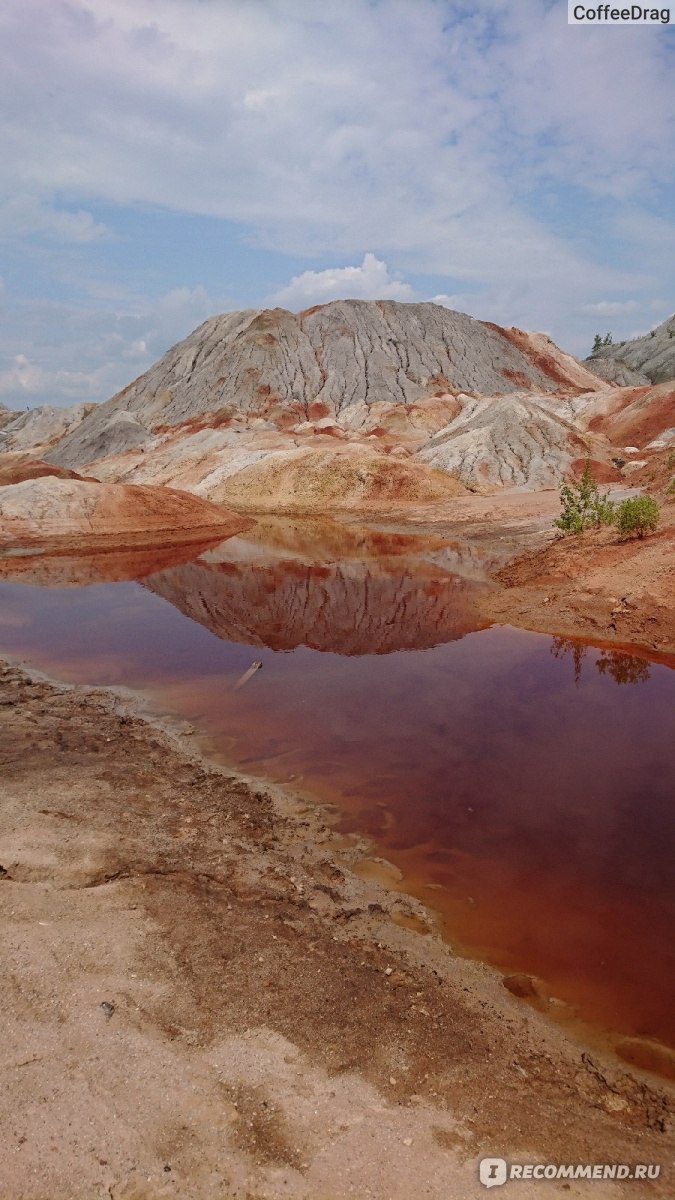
<box><xmin>0</xmin><ymin>1</ymin><xmax>672</xmax><ymax>362</ymax></box>
<box><xmin>580</xmin><ymin>301</ymin><xmax>640</xmax><ymax>316</ymax></box>
<box><xmin>0</xmin><ymin>196</ymin><xmax>108</xmax><ymax>243</ymax></box>
<box><xmin>270</xmin><ymin>254</ymin><xmax>414</xmax><ymax>309</ymax></box>
<box><xmin>0</xmin><ymin>354</ymin><xmax>44</xmax><ymax>396</ymax></box>
<box><xmin>0</xmin><ymin>282</ymin><xmax>228</xmax><ymax>408</ymax></box>
<box><xmin>429</xmin><ymin>293</ymin><xmax>479</xmax><ymax>313</ymax></box>
<box><xmin>0</xmin><ymin>349</ymin><xmax>127</xmax><ymax>405</ymax></box>
<box><xmin>1</xmin><ymin>2</ymin><xmax>672</xmax><ymax>268</ymax></box>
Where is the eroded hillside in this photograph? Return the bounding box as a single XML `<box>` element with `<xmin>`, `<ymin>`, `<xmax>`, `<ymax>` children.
<box><xmin>0</xmin><ymin>300</ymin><xmax>672</xmax><ymax>508</ymax></box>
<box><xmin>584</xmin><ymin>313</ymin><xmax>675</xmax><ymax>386</ymax></box>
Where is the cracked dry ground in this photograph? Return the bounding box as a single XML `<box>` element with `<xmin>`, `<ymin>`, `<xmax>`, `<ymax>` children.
<box><xmin>0</xmin><ymin>662</ymin><xmax>673</xmax><ymax>1199</ymax></box>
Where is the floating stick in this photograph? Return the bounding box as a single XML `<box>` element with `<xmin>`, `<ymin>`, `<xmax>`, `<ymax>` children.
<box><xmin>233</xmin><ymin>660</ymin><xmax>263</xmax><ymax>691</ymax></box>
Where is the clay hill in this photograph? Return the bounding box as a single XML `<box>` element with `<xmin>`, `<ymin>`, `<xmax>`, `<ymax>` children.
<box><xmin>0</xmin><ymin>477</ymin><xmax>248</xmax><ymax>551</ymax></box>
<box><xmin>0</xmin><ymin>301</ymin><xmax>673</xmax><ymax>513</ymax></box>
<box><xmin>584</xmin><ymin>312</ymin><xmax>675</xmax><ymax>386</ymax></box>
<box><xmin>0</xmin><ymin>404</ymin><xmax>14</xmax><ymax>432</ymax></box>
<box><xmin>0</xmin><ymin>300</ymin><xmax>667</xmax><ymax>510</ymax></box>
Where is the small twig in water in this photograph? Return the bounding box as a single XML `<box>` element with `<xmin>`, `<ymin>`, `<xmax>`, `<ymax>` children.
<box><xmin>233</xmin><ymin>661</ymin><xmax>263</xmax><ymax>691</ymax></box>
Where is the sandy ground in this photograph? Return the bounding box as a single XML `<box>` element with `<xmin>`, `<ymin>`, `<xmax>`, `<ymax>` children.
<box><xmin>1</xmin><ymin>661</ymin><xmax>673</xmax><ymax>1200</ymax></box>
<box><xmin>481</xmin><ymin>497</ymin><xmax>675</xmax><ymax>656</ymax></box>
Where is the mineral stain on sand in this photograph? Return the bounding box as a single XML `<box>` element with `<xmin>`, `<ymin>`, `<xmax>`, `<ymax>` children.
<box><xmin>0</xmin><ymin>523</ymin><xmax>673</xmax><ymax>1060</ymax></box>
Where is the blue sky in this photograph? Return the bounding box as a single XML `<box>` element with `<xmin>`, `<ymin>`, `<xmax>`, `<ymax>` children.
<box><xmin>0</xmin><ymin>0</ymin><xmax>673</xmax><ymax>409</ymax></box>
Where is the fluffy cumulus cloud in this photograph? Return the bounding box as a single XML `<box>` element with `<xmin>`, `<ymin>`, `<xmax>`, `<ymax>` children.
<box><xmin>0</xmin><ymin>0</ymin><xmax>673</xmax><ymax>398</ymax></box>
<box><xmin>270</xmin><ymin>254</ymin><xmax>414</xmax><ymax>309</ymax></box>
<box><xmin>0</xmin><ymin>354</ymin><xmax>45</xmax><ymax>397</ymax></box>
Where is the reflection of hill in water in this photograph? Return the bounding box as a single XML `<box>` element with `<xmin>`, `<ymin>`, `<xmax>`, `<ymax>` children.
<box><xmin>0</xmin><ymin>538</ymin><xmax>223</xmax><ymax>588</ymax></box>
<box><xmin>144</xmin><ymin>524</ymin><xmax>493</xmax><ymax>655</ymax></box>
<box><xmin>0</xmin><ymin>517</ymin><xmax>495</xmax><ymax>656</ymax></box>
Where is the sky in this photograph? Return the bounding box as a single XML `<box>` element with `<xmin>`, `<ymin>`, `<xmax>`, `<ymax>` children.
<box><xmin>0</xmin><ymin>0</ymin><xmax>673</xmax><ymax>410</ymax></box>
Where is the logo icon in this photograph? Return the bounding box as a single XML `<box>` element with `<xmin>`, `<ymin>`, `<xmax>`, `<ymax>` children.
<box><xmin>480</xmin><ymin>1157</ymin><xmax>508</xmax><ymax>1188</ymax></box>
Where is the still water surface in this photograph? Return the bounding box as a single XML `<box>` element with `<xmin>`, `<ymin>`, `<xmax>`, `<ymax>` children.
<box><xmin>0</xmin><ymin>523</ymin><xmax>673</xmax><ymax>1052</ymax></box>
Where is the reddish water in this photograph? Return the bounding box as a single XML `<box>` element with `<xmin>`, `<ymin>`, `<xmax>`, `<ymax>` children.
<box><xmin>0</xmin><ymin>524</ymin><xmax>673</xmax><ymax>1053</ymax></box>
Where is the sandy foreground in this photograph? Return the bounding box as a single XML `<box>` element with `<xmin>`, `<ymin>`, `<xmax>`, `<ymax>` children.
<box><xmin>0</xmin><ymin>659</ymin><xmax>673</xmax><ymax>1200</ymax></box>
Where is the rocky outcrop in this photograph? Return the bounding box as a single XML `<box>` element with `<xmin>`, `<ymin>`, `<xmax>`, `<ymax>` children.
<box><xmin>584</xmin><ymin>313</ymin><xmax>675</xmax><ymax>386</ymax></box>
<box><xmin>0</xmin><ymin>404</ymin><xmax>14</xmax><ymax>432</ymax></box>
<box><xmin>0</xmin><ymin>477</ymin><xmax>249</xmax><ymax>549</ymax></box>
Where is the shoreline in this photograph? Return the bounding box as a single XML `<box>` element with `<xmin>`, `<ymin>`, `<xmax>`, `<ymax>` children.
<box><xmin>6</xmin><ymin>642</ymin><xmax>674</xmax><ymax>1064</ymax></box>
<box><xmin>1</xmin><ymin>656</ymin><xmax>673</xmax><ymax>1198</ymax></box>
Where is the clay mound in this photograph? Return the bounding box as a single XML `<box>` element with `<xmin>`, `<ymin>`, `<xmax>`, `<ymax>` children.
<box><xmin>0</xmin><ymin>404</ymin><xmax>14</xmax><ymax>432</ymax></box>
<box><xmin>358</xmin><ymin>395</ymin><xmax>464</xmax><ymax>439</ymax></box>
<box><xmin>584</xmin><ymin>313</ymin><xmax>675</xmax><ymax>386</ymax></box>
<box><xmin>486</xmin><ymin>500</ymin><xmax>675</xmax><ymax>653</ymax></box>
<box><xmin>583</xmin><ymin>358</ymin><xmax>649</xmax><ymax>387</ymax></box>
<box><xmin>568</xmin><ymin>457</ymin><xmax>622</xmax><ymax>484</ymax></box>
<box><xmin>0</xmin><ymin>402</ymin><xmax>95</xmax><ymax>454</ymax></box>
<box><xmin>0</xmin><ymin>454</ymin><xmax>92</xmax><ymax>487</ymax></box>
<box><xmin>16</xmin><ymin>300</ymin><xmax>671</xmax><ymax>502</ymax></box>
<box><xmin>418</xmin><ymin>394</ymin><xmax>589</xmax><ymax>491</ymax></box>
<box><xmin>484</xmin><ymin>326</ymin><xmax>606</xmax><ymax>392</ymax></box>
<box><xmin>212</xmin><ymin>446</ymin><xmax>466</xmax><ymax>512</ymax></box>
<box><xmin>585</xmin><ymin>382</ymin><xmax>675</xmax><ymax>450</ymax></box>
<box><xmin>625</xmin><ymin>447</ymin><xmax>675</xmax><ymax>493</ymax></box>
<box><xmin>44</xmin><ymin>300</ymin><xmax>597</xmax><ymax>472</ymax></box>
<box><xmin>46</xmin><ymin>409</ymin><xmax>157</xmax><ymax>468</ymax></box>
<box><xmin>496</xmin><ymin>508</ymin><xmax>675</xmax><ymax>591</ymax></box>
<box><xmin>0</xmin><ymin>477</ymin><xmax>249</xmax><ymax>550</ymax></box>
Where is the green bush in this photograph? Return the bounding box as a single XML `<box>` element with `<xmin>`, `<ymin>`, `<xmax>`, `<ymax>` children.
<box><xmin>615</xmin><ymin>495</ymin><xmax>660</xmax><ymax>538</ymax></box>
<box><xmin>555</xmin><ymin>460</ymin><xmax>615</xmax><ymax>534</ymax></box>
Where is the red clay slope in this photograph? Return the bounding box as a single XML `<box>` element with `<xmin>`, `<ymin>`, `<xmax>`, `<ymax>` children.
<box><xmin>0</xmin><ymin>477</ymin><xmax>250</xmax><ymax>550</ymax></box>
